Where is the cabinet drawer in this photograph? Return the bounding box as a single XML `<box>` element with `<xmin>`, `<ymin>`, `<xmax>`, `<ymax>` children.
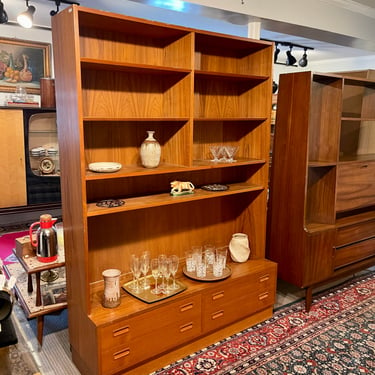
<box><xmin>202</xmin><ymin>269</ymin><xmax>276</xmax><ymax>332</ymax></box>
<box><xmin>334</xmin><ymin>237</ymin><xmax>375</xmax><ymax>269</ymax></box>
<box><xmin>336</xmin><ymin>220</ymin><xmax>375</xmax><ymax>247</ymax></box>
<box><xmin>99</xmin><ymin>295</ymin><xmax>201</xmax><ymax>351</ymax></box>
<box><xmin>100</xmin><ymin>316</ymin><xmax>201</xmax><ymax>375</ymax></box>
<box><xmin>336</xmin><ymin>161</ymin><xmax>375</xmax><ymax>212</ymax></box>
<box><xmin>203</xmin><ymin>289</ymin><xmax>274</xmax><ymax>332</ymax></box>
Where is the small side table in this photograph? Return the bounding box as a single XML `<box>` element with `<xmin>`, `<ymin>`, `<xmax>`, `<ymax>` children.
<box><xmin>4</xmin><ymin>250</ymin><xmax>67</xmax><ymax>346</ymax></box>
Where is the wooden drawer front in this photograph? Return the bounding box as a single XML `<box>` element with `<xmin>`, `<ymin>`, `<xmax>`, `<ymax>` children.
<box><xmin>334</xmin><ymin>237</ymin><xmax>375</xmax><ymax>269</ymax></box>
<box><xmin>202</xmin><ymin>271</ymin><xmax>276</xmax><ymax>332</ymax></box>
<box><xmin>336</xmin><ymin>220</ymin><xmax>375</xmax><ymax>247</ymax></box>
<box><xmin>99</xmin><ymin>295</ymin><xmax>201</xmax><ymax>374</ymax></box>
<box><xmin>100</xmin><ymin>315</ymin><xmax>201</xmax><ymax>375</ymax></box>
<box><xmin>99</xmin><ymin>295</ymin><xmax>201</xmax><ymax>351</ymax></box>
<box><xmin>336</xmin><ymin>161</ymin><xmax>375</xmax><ymax>212</ymax></box>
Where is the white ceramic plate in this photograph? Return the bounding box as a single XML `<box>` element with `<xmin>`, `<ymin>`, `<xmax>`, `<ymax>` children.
<box><xmin>88</xmin><ymin>162</ymin><xmax>122</xmax><ymax>173</ymax></box>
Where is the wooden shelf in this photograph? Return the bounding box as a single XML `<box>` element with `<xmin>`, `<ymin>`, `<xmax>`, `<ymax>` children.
<box><xmin>87</xmin><ymin>183</ymin><xmax>263</xmax><ymax>216</ymax></box>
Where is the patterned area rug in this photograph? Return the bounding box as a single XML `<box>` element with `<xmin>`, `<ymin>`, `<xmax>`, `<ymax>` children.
<box><xmin>153</xmin><ymin>271</ymin><xmax>375</xmax><ymax>375</ymax></box>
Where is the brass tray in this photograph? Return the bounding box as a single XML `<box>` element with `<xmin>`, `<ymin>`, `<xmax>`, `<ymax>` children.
<box><xmin>183</xmin><ymin>265</ymin><xmax>232</xmax><ymax>282</ymax></box>
<box><xmin>122</xmin><ymin>275</ymin><xmax>186</xmax><ymax>304</ymax></box>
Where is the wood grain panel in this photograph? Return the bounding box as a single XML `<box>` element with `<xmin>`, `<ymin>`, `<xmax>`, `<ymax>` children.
<box><xmin>0</xmin><ymin>109</ymin><xmax>26</xmax><ymax>208</ymax></box>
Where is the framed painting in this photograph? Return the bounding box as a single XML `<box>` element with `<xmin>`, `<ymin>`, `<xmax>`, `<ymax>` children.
<box><xmin>0</xmin><ymin>38</ymin><xmax>51</xmax><ymax>94</ymax></box>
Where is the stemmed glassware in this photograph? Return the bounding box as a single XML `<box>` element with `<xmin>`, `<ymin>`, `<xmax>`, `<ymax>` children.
<box><xmin>224</xmin><ymin>145</ymin><xmax>239</xmax><ymax>162</ymax></box>
<box><xmin>150</xmin><ymin>258</ymin><xmax>161</xmax><ymax>295</ymax></box>
<box><xmin>170</xmin><ymin>255</ymin><xmax>179</xmax><ymax>290</ymax></box>
<box><xmin>162</xmin><ymin>258</ymin><xmax>172</xmax><ymax>294</ymax></box>
<box><xmin>210</xmin><ymin>145</ymin><xmax>223</xmax><ymax>162</ymax></box>
<box><xmin>140</xmin><ymin>251</ymin><xmax>150</xmax><ymax>290</ymax></box>
<box><xmin>130</xmin><ymin>255</ymin><xmax>141</xmax><ymax>293</ymax></box>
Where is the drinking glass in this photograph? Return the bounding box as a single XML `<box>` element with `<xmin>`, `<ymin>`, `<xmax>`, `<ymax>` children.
<box><xmin>140</xmin><ymin>251</ymin><xmax>150</xmax><ymax>290</ymax></box>
<box><xmin>170</xmin><ymin>255</ymin><xmax>179</xmax><ymax>290</ymax></box>
<box><xmin>224</xmin><ymin>145</ymin><xmax>239</xmax><ymax>163</ymax></box>
<box><xmin>158</xmin><ymin>254</ymin><xmax>167</xmax><ymax>291</ymax></box>
<box><xmin>162</xmin><ymin>258</ymin><xmax>172</xmax><ymax>294</ymax></box>
<box><xmin>185</xmin><ymin>251</ymin><xmax>195</xmax><ymax>272</ymax></box>
<box><xmin>213</xmin><ymin>255</ymin><xmax>224</xmax><ymax>277</ymax></box>
<box><xmin>209</xmin><ymin>145</ymin><xmax>222</xmax><ymax>162</ymax></box>
<box><xmin>216</xmin><ymin>246</ymin><xmax>228</xmax><ymax>270</ymax></box>
<box><xmin>204</xmin><ymin>244</ymin><xmax>215</xmax><ymax>271</ymax></box>
<box><xmin>130</xmin><ymin>255</ymin><xmax>141</xmax><ymax>293</ymax></box>
<box><xmin>150</xmin><ymin>258</ymin><xmax>160</xmax><ymax>295</ymax></box>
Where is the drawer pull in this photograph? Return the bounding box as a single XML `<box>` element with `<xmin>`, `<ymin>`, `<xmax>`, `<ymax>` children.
<box><xmin>211</xmin><ymin>310</ymin><xmax>224</xmax><ymax>320</ymax></box>
<box><xmin>180</xmin><ymin>302</ymin><xmax>194</xmax><ymax>312</ymax></box>
<box><xmin>180</xmin><ymin>322</ymin><xmax>193</xmax><ymax>333</ymax></box>
<box><xmin>113</xmin><ymin>348</ymin><xmax>130</xmax><ymax>360</ymax></box>
<box><xmin>212</xmin><ymin>291</ymin><xmax>224</xmax><ymax>300</ymax></box>
<box><xmin>258</xmin><ymin>292</ymin><xmax>269</xmax><ymax>300</ymax></box>
<box><xmin>360</xmin><ymin>164</ymin><xmax>368</xmax><ymax>168</ymax></box>
<box><xmin>113</xmin><ymin>326</ymin><xmax>130</xmax><ymax>337</ymax></box>
<box><xmin>259</xmin><ymin>274</ymin><xmax>270</xmax><ymax>283</ymax></box>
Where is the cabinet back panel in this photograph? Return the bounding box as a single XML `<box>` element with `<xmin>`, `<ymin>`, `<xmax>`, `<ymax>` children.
<box><xmin>86</xmin><ymin>196</ymin><xmax>256</xmax><ymax>282</ymax></box>
<box><xmin>84</xmin><ymin>121</ymin><xmax>191</xmax><ymax>166</ymax></box>
<box><xmin>195</xmin><ymin>80</ymin><xmax>270</xmax><ymax>118</ymax></box>
<box><xmin>309</xmin><ymin>80</ymin><xmax>341</xmax><ymax>161</ymax></box>
<box><xmin>195</xmin><ymin>37</ymin><xmax>271</xmax><ymax>76</ymax></box>
<box><xmin>80</xmin><ymin>29</ymin><xmax>192</xmax><ymax>69</ymax></box>
<box><xmin>81</xmin><ymin>70</ymin><xmax>191</xmax><ymax>118</ymax></box>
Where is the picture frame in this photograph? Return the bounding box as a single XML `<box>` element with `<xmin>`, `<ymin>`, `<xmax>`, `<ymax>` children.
<box><xmin>0</xmin><ymin>38</ymin><xmax>51</xmax><ymax>94</ymax></box>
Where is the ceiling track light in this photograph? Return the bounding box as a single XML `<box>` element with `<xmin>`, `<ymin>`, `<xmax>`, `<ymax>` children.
<box><xmin>286</xmin><ymin>46</ymin><xmax>297</xmax><ymax>66</ymax></box>
<box><xmin>17</xmin><ymin>0</ymin><xmax>36</xmax><ymax>29</ymax></box>
<box><xmin>263</xmin><ymin>39</ymin><xmax>314</xmax><ymax>67</ymax></box>
<box><xmin>49</xmin><ymin>0</ymin><xmax>80</xmax><ymax>17</ymax></box>
<box><xmin>0</xmin><ymin>0</ymin><xmax>8</xmax><ymax>24</ymax></box>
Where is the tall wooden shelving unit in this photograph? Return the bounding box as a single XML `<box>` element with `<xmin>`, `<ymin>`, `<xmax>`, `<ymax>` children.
<box><xmin>52</xmin><ymin>6</ymin><xmax>275</xmax><ymax>375</ymax></box>
<box><xmin>267</xmin><ymin>71</ymin><xmax>375</xmax><ymax>311</ymax></box>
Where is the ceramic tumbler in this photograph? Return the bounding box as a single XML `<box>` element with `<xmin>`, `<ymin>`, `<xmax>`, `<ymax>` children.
<box><xmin>102</xmin><ymin>269</ymin><xmax>121</xmax><ymax>308</ymax></box>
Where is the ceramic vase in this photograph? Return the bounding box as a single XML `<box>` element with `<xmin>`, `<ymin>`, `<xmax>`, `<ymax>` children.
<box><xmin>102</xmin><ymin>269</ymin><xmax>121</xmax><ymax>308</ymax></box>
<box><xmin>229</xmin><ymin>233</ymin><xmax>250</xmax><ymax>263</ymax></box>
<box><xmin>140</xmin><ymin>131</ymin><xmax>161</xmax><ymax>168</ymax></box>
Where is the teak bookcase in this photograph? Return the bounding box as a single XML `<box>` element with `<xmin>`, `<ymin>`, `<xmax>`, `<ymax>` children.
<box><xmin>52</xmin><ymin>6</ymin><xmax>276</xmax><ymax>375</ymax></box>
<box><xmin>267</xmin><ymin>71</ymin><xmax>375</xmax><ymax>311</ymax></box>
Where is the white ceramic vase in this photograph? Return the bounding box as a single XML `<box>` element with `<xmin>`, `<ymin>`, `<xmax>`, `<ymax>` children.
<box><xmin>140</xmin><ymin>131</ymin><xmax>161</xmax><ymax>168</ymax></box>
<box><xmin>229</xmin><ymin>233</ymin><xmax>250</xmax><ymax>263</ymax></box>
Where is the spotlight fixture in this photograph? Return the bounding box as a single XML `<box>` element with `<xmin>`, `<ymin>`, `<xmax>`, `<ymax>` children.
<box><xmin>17</xmin><ymin>0</ymin><xmax>36</xmax><ymax>29</ymax></box>
<box><xmin>262</xmin><ymin>39</ymin><xmax>314</xmax><ymax>67</ymax></box>
<box><xmin>298</xmin><ymin>48</ymin><xmax>308</xmax><ymax>67</ymax></box>
<box><xmin>286</xmin><ymin>46</ymin><xmax>297</xmax><ymax>66</ymax></box>
<box><xmin>274</xmin><ymin>43</ymin><xmax>280</xmax><ymax>63</ymax></box>
<box><xmin>50</xmin><ymin>1</ymin><xmax>80</xmax><ymax>17</ymax></box>
<box><xmin>0</xmin><ymin>0</ymin><xmax>8</xmax><ymax>24</ymax></box>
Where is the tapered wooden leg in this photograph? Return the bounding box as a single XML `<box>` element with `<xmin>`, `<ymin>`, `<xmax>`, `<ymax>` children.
<box><xmin>37</xmin><ymin>316</ymin><xmax>44</xmax><ymax>346</ymax></box>
<box><xmin>305</xmin><ymin>286</ymin><xmax>312</xmax><ymax>312</ymax></box>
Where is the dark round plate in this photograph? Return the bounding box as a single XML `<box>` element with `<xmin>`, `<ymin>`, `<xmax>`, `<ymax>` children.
<box><xmin>201</xmin><ymin>184</ymin><xmax>229</xmax><ymax>191</ymax></box>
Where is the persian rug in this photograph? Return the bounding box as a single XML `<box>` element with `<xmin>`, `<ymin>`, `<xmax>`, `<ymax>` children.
<box><xmin>153</xmin><ymin>271</ymin><xmax>375</xmax><ymax>375</ymax></box>
<box><xmin>0</xmin><ymin>231</ymin><xmax>29</xmax><ymax>264</ymax></box>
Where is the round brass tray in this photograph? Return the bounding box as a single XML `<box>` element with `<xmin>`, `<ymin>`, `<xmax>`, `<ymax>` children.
<box><xmin>183</xmin><ymin>265</ymin><xmax>231</xmax><ymax>282</ymax></box>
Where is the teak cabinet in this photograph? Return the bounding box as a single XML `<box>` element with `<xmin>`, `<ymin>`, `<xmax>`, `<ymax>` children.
<box><xmin>267</xmin><ymin>71</ymin><xmax>375</xmax><ymax>310</ymax></box>
<box><xmin>52</xmin><ymin>5</ymin><xmax>275</xmax><ymax>375</ymax></box>
<box><xmin>0</xmin><ymin>109</ymin><xmax>27</xmax><ymax>208</ymax></box>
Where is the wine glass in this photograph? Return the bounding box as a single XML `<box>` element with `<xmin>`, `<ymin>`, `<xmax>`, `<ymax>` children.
<box><xmin>210</xmin><ymin>145</ymin><xmax>222</xmax><ymax>162</ymax></box>
<box><xmin>140</xmin><ymin>251</ymin><xmax>150</xmax><ymax>290</ymax></box>
<box><xmin>224</xmin><ymin>145</ymin><xmax>239</xmax><ymax>162</ymax></box>
<box><xmin>170</xmin><ymin>255</ymin><xmax>179</xmax><ymax>290</ymax></box>
<box><xmin>130</xmin><ymin>255</ymin><xmax>141</xmax><ymax>293</ymax></box>
<box><xmin>162</xmin><ymin>258</ymin><xmax>172</xmax><ymax>294</ymax></box>
<box><xmin>158</xmin><ymin>254</ymin><xmax>167</xmax><ymax>291</ymax></box>
<box><xmin>150</xmin><ymin>258</ymin><xmax>160</xmax><ymax>295</ymax></box>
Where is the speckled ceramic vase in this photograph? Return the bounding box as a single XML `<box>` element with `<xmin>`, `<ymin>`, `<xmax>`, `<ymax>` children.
<box><xmin>140</xmin><ymin>131</ymin><xmax>161</xmax><ymax>168</ymax></box>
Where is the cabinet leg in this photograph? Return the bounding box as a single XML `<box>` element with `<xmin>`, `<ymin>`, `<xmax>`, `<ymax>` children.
<box><xmin>36</xmin><ymin>272</ymin><xmax>41</xmax><ymax>306</ymax></box>
<box><xmin>27</xmin><ymin>274</ymin><xmax>33</xmax><ymax>293</ymax></box>
<box><xmin>305</xmin><ymin>286</ymin><xmax>312</xmax><ymax>312</ymax></box>
<box><xmin>37</xmin><ymin>316</ymin><xmax>44</xmax><ymax>346</ymax></box>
